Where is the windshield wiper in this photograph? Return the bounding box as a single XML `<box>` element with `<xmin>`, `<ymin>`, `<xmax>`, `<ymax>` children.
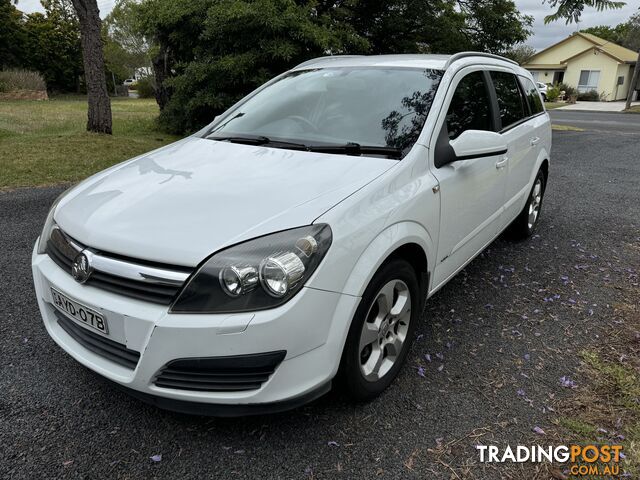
<box><xmin>207</xmin><ymin>136</ymin><xmax>402</xmax><ymax>159</ymax></box>
<box><xmin>307</xmin><ymin>143</ymin><xmax>403</xmax><ymax>159</ymax></box>
<box><xmin>207</xmin><ymin>134</ymin><xmax>308</xmax><ymax>150</ymax></box>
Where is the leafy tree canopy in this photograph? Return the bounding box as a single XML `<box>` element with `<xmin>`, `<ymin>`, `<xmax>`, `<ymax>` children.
<box><xmin>544</xmin><ymin>0</ymin><xmax>625</xmax><ymax>24</ymax></box>
<box><xmin>580</xmin><ymin>8</ymin><xmax>640</xmax><ymax>51</ymax></box>
<box><xmin>22</xmin><ymin>0</ymin><xmax>84</xmax><ymax>91</ymax></box>
<box><xmin>504</xmin><ymin>44</ymin><xmax>537</xmax><ymax>65</ymax></box>
<box><xmin>0</xmin><ymin>0</ymin><xmax>27</xmax><ymax>68</ymax></box>
<box><xmin>137</xmin><ymin>0</ymin><xmax>533</xmax><ymax>134</ymax></box>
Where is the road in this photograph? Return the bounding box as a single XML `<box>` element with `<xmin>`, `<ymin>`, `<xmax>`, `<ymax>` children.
<box><xmin>549</xmin><ymin>109</ymin><xmax>640</xmax><ymax>133</ymax></box>
<box><xmin>1</xmin><ymin>121</ymin><xmax>639</xmax><ymax>479</ymax></box>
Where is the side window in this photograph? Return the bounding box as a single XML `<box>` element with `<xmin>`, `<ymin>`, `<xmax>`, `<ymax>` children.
<box><xmin>445</xmin><ymin>71</ymin><xmax>492</xmax><ymax>140</ymax></box>
<box><xmin>520</xmin><ymin>76</ymin><xmax>544</xmax><ymax>115</ymax></box>
<box><xmin>490</xmin><ymin>71</ymin><xmax>527</xmax><ymax>130</ymax></box>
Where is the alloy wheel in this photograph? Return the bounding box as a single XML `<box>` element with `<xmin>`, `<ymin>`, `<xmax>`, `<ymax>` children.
<box><xmin>528</xmin><ymin>178</ymin><xmax>543</xmax><ymax>230</ymax></box>
<box><xmin>358</xmin><ymin>279</ymin><xmax>412</xmax><ymax>381</ymax></box>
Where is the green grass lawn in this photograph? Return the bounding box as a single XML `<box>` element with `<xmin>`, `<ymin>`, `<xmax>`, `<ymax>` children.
<box><xmin>544</xmin><ymin>102</ymin><xmax>565</xmax><ymax>110</ymax></box>
<box><xmin>0</xmin><ymin>96</ymin><xmax>180</xmax><ymax>189</ymax></box>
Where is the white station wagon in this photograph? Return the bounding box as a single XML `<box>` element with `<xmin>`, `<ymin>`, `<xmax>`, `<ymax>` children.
<box><xmin>32</xmin><ymin>53</ymin><xmax>551</xmax><ymax>415</ymax></box>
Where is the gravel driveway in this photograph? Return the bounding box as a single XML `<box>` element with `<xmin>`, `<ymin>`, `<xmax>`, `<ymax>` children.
<box><xmin>2</xmin><ymin>124</ymin><xmax>638</xmax><ymax>479</ymax></box>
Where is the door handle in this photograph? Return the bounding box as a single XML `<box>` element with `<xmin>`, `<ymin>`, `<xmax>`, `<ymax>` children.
<box><xmin>495</xmin><ymin>156</ymin><xmax>508</xmax><ymax>169</ymax></box>
<box><xmin>530</xmin><ymin>137</ymin><xmax>540</xmax><ymax>146</ymax></box>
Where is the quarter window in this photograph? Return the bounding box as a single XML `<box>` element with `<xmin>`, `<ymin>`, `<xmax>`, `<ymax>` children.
<box><xmin>578</xmin><ymin>70</ymin><xmax>600</xmax><ymax>93</ymax></box>
<box><xmin>445</xmin><ymin>71</ymin><xmax>492</xmax><ymax>140</ymax></box>
<box><xmin>520</xmin><ymin>77</ymin><xmax>544</xmax><ymax>115</ymax></box>
<box><xmin>490</xmin><ymin>71</ymin><xmax>527</xmax><ymax>129</ymax></box>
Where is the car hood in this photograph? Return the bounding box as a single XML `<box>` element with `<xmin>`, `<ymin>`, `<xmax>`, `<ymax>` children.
<box><xmin>55</xmin><ymin>137</ymin><xmax>396</xmax><ymax>266</ymax></box>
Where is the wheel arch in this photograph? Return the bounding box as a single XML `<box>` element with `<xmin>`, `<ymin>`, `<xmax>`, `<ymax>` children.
<box><xmin>339</xmin><ymin>222</ymin><xmax>434</xmax><ymax>298</ymax></box>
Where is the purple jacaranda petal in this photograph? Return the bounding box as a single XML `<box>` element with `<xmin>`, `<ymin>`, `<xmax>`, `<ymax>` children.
<box><xmin>533</xmin><ymin>309</ymin><xmax>540</xmax><ymax>314</ymax></box>
<box><xmin>416</xmin><ymin>334</ymin><xmax>424</xmax><ymax>341</ymax></box>
<box><xmin>150</xmin><ymin>454</ymin><xmax>162</xmax><ymax>462</ymax></box>
<box><xmin>305</xmin><ymin>466</ymin><xmax>313</xmax><ymax>474</ymax></box>
<box><xmin>517</xmin><ymin>389</ymin><xmax>525</xmax><ymax>397</ymax></box>
<box><xmin>437</xmin><ymin>364</ymin><xmax>444</xmax><ymax>372</ymax></box>
<box><xmin>620</xmin><ymin>452</ymin><xmax>626</xmax><ymax>459</ymax></box>
<box><xmin>445</xmin><ymin>342</ymin><xmax>453</xmax><ymax>349</ymax></box>
<box><xmin>435</xmin><ymin>352</ymin><xmax>444</xmax><ymax>361</ymax></box>
<box><xmin>417</xmin><ymin>366</ymin><xmax>426</xmax><ymax>377</ymax></box>
<box><xmin>424</xmin><ymin>354</ymin><xmax>432</xmax><ymax>363</ymax></box>
<box><xmin>588</xmin><ymin>309</ymin><xmax>594</xmax><ymax>316</ymax></box>
<box><xmin>560</xmin><ymin>376</ymin><xmax>577</xmax><ymax>388</ymax></box>
<box><xmin>524</xmin><ymin>354</ymin><xmax>530</xmax><ymax>361</ymax></box>
<box><xmin>597</xmin><ymin>428</ymin><xmax>608</xmax><ymax>434</ymax></box>
<box><xmin>532</xmin><ymin>426</ymin><xmax>546</xmax><ymax>435</ymax></box>
<box><xmin>327</xmin><ymin>441</ymin><xmax>339</xmax><ymax>447</ymax></box>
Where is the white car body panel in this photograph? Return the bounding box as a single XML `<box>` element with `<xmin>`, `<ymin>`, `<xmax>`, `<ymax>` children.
<box><xmin>54</xmin><ymin>137</ymin><xmax>396</xmax><ymax>266</ymax></box>
<box><xmin>32</xmin><ymin>53</ymin><xmax>551</xmax><ymax>412</ymax></box>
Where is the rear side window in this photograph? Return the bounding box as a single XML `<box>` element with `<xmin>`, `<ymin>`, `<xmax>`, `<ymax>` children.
<box><xmin>520</xmin><ymin>76</ymin><xmax>544</xmax><ymax>115</ymax></box>
<box><xmin>490</xmin><ymin>71</ymin><xmax>527</xmax><ymax>129</ymax></box>
<box><xmin>446</xmin><ymin>71</ymin><xmax>492</xmax><ymax>140</ymax></box>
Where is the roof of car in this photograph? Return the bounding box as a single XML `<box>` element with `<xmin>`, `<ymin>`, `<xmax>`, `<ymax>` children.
<box><xmin>293</xmin><ymin>53</ymin><xmax>519</xmax><ymax>71</ymax></box>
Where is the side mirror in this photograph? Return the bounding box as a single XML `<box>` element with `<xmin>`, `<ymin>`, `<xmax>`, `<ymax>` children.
<box><xmin>449</xmin><ymin>130</ymin><xmax>507</xmax><ymax>161</ymax></box>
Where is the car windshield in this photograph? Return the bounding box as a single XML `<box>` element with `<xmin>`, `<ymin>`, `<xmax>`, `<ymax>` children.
<box><xmin>205</xmin><ymin>67</ymin><xmax>443</xmax><ymax>158</ymax></box>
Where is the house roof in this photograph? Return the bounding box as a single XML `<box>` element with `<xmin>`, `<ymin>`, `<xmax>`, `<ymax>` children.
<box><xmin>525</xmin><ymin>32</ymin><xmax>638</xmax><ymax>67</ymax></box>
<box><xmin>523</xmin><ymin>64</ymin><xmax>566</xmax><ymax>70</ymax></box>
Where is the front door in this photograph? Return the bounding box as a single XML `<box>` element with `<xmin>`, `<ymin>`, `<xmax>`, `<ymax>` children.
<box><xmin>430</xmin><ymin>69</ymin><xmax>507</xmax><ymax>289</ymax></box>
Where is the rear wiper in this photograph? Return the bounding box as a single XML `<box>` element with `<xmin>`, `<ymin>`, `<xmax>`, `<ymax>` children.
<box><xmin>307</xmin><ymin>142</ymin><xmax>403</xmax><ymax>159</ymax></box>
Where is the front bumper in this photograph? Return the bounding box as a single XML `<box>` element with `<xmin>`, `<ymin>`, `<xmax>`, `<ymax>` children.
<box><xmin>32</xmin><ymin>242</ymin><xmax>360</xmax><ymax>414</ymax></box>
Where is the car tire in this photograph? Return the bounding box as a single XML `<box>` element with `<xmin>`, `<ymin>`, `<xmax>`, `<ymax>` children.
<box><xmin>508</xmin><ymin>169</ymin><xmax>546</xmax><ymax>240</ymax></box>
<box><xmin>338</xmin><ymin>258</ymin><xmax>420</xmax><ymax>401</ymax></box>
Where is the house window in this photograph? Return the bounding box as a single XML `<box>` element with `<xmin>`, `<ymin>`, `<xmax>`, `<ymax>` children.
<box><xmin>578</xmin><ymin>70</ymin><xmax>600</xmax><ymax>93</ymax></box>
<box><xmin>530</xmin><ymin>71</ymin><xmax>540</xmax><ymax>81</ymax></box>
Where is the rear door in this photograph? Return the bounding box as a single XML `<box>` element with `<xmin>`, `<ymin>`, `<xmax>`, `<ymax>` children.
<box><xmin>487</xmin><ymin>70</ymin><xmax>534</xmax><ymax>230</ymax></box>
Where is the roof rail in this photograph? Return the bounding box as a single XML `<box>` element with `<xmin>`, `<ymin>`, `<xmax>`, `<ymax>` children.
<box><xmin>294</xmin><ymin>55</ymin><xmax>364</xmax><ymax>69</ymax></box>
<box><xmin>444</xmin><ymin>52</ymin><xmax>519</xmax><ymax>69</ymax></box>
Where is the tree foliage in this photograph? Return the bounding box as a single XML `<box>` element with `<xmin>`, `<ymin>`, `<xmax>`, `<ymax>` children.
<box><xmin>0</xmin><ymin>0</ymin><xmax>26</xmax><ymax>68</ymax></box>
<box><xmin>580</xmin><ymin>9</ymin><xmax>640</xmax><ymax>51</ymax></box>
<box><xmin>543</xmin><ymin>0</ymin><xmax>626</xmax><ymax>24</ymax></box>
<box><xmin>136</xmin><ymin>0</ymin><xmax>532</xmax><ymax>134</ymax></box>
<box><xmin>504</xmin><ymin>44</ymin><xmax>537</xmax><ymax>65</ymax></box>
<box><xmin>22</xmin><ymin>0</ymin><xmax>83</xmax><ymax>91</ymax></box>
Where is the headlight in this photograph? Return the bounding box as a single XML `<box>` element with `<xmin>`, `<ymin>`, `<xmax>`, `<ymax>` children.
<box><xmin>37</xmin><ymin>189</ymin><xmax>70</xmax><ymax>254</ymax></box>
<box><xmin>170</xmin><ymin>224</ymin><xmax>332</xmax><ymax>313</ymax></box>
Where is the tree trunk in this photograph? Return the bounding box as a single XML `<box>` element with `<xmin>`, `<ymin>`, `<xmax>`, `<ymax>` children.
<box><xmin>151</xmin><ymin>42</ymin><xmax>172</xmax><ymax>111</ymax></box>
<box><xmin>626</xmin><ymin>51</ymin><xmax>640</xmax><ymax>111</ymax></box>
<box><xmin>72</xmin><ymin>0</ymin><xmax>112</xmax><ymax>134</ymax></box>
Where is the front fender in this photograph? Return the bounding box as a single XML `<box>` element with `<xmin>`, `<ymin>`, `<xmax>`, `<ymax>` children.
<box><xmin>338</xmin><ymin>221</ymin><xmax>435</xmax><ymax>298</ymax></box>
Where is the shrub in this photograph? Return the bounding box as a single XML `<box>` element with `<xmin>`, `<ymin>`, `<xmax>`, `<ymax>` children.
<box><xmin>0</xmin><ymin>69</ymin><xmax>47</xmax><ymax>92</ymax></box>
<box><xmin>135</xmin><ymin>77</ymin><xmax>155</xmax><ymax>98</ymax></box>
<box><xmin>577</xmin><ymin>90</ymin><xmax>599</xmax><ymax>101</ymax></box>
<box><xmin>557</xmin><ymin>82</ymin><xmax>576</xmax><ymax>96</ymax></box>
<box><xmin>546</xmin><ymin>86</ymin><xmax>560</xmax><ymax>102</ymax></box>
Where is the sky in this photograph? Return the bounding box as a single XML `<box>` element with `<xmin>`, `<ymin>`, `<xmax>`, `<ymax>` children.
<box><xmin>15</xmin><ymin>0</ymin><xmax>640</xmax><ymax>51</ymax></box>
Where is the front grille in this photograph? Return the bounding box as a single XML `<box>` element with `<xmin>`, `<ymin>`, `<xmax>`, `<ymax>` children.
<box><xmin>54</xmin><ymin>309</ymin><xmax>140</xmax><ymax>369</ymax></box>
<box><xmin>45</xmin><ymin>226</ymin><xmax>192</xmax><ymax>305</ymax></box>
<box><xmin>154</xmin><ymin>351</ymin><xmax>287</xmax><ymax>392</ymax></box>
